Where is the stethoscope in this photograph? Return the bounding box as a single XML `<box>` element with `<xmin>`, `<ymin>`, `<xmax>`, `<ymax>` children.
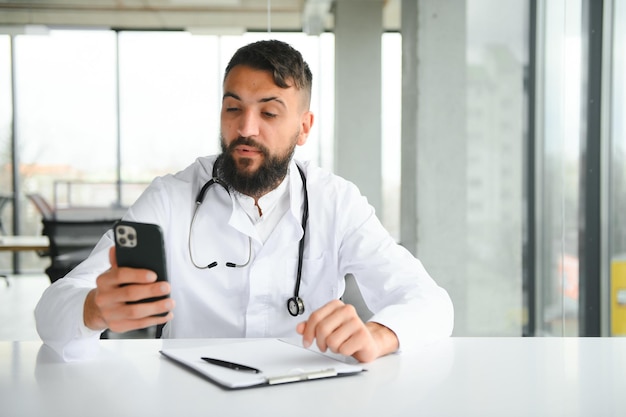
<box><xmin>188</xmin><ymin>159</ymin><xmax>309</xmax><ymax>317</ymax></box>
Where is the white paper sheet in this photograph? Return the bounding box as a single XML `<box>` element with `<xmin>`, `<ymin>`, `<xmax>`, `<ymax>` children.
<box><xmin>160</xmin><ymin>339</ymin><xmax>364</xmax><ymax>389</ymax></box>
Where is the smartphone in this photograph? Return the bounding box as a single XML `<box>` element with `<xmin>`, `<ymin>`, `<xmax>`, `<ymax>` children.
<box><xmin>114</xmin><ymin>220</ymin><xmax>169</xmax><ymax>312</ymax></box>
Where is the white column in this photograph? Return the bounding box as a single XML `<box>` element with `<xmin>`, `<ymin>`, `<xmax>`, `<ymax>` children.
<box><xmin>334</xmin><ymin>0</ymin><xmax>384</xmax><ymax>216</ymax></box>
<box><xmin>401</xmin><ymin>0</ymin><xmax>468</xmax><ymax>333</ymax></box>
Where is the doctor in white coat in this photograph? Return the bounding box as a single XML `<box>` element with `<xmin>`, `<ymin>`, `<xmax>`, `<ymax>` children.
<box><xmin>35</xmin><ymin>39</ymin><xmax>453</xmax><ymax>363</ymax></box>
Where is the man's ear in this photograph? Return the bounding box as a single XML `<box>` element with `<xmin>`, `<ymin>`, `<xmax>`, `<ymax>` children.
<box><xmin>297</xmin><ymin>111</ymin><xmax>314</xmax><ymax>146</ymax></box>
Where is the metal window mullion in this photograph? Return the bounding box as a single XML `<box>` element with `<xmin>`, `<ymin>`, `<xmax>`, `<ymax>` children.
<box><xmin>525</xmin><ymin>0</ymin><xmax>540</xmax><ymax>336</ymax></box>
<box><xmin>10</xmin><ymin>35</ymin><xmax>21</xmax><ymax>273</ymax></box>
<box><xmin>578</xmin><ymin>0</ymin><xmax>604</xmax><ymax>336</ymax></box>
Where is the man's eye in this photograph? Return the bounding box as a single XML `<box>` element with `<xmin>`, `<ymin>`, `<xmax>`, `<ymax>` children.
<box><xmin>225</xmin><ymin>107</ymin><xmax>240</xmax><ymax>112</ymax></box>
<box><xmin>263</xmin><ymin>112</ymin><xmax>277</xmax><ymax>118</ymax></box>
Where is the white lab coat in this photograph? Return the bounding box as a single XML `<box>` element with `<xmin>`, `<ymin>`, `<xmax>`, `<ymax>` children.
<box><xmin>35</xmin><ymin>156</ymin><xmax>454</xmax><ymax>361</ymax></box>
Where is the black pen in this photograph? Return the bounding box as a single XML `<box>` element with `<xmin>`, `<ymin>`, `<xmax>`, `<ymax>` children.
<box><xmin>201</xmin><ymin>357</ymin><xmax>261</xmax><ymax>373</ymax></box>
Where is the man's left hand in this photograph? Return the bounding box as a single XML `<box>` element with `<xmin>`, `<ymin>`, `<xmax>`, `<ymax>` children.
<box><xmin>295</xmin><ymin>299</ymin><xmax>399</xmax><ymax>363</ymax></box>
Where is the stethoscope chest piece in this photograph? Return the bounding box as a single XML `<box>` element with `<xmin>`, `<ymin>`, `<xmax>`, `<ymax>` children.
<box><xmin>287</xmin><ymin>296</ymin><xmax>305</xmax><ymax>317</ymax></box>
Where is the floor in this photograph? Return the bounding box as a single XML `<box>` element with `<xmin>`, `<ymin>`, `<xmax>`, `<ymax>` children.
<box><xmin>0</xmin><ymin>273</ymin><xmax>154</xmax><ymax>341</ymax></box>
<box><xmin>0</xmin><ymin>273</ymin><xmax>48</xmax><ymax>340</ymax></box>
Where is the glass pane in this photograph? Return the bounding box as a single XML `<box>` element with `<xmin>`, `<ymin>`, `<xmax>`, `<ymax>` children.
<box><xmin>610</xmin><ymin>0</ymin><xmax>626</xmax><ymax>336</ymax></box>
<box><xmin>537</xmin><ymin>0</ymin><xmax>582</xmax><ymax>336</ymax></box>
<box><xmin>381</xmin><ymin>33</ymin><xmax>402</xmax><ymax>240</ymax></box>
<box><xmin>0</xmin><ymin>35</ymin><xmax>12</xmax><ymax>199</ymax></box>
<box><xmin>117</xmin><ymin>31</ymin><xmax>220</xmax><ymax>205</ymax></box>
<box><xmin>13</xmin><ymin>30</ymin><xmax>117</xmax><ymax>272</ymax></box>
<box><xmin>15</xmin><ymin>30</ymin><xmax>118</xmax><ymax>200</ymax></box>
<box><xmin>463</xmin><ymin>0</ymin><xmax>528</xmax><ymax>335</ymax></box>
<box><xmin>118</xmin><ymin>32</ymin><xmax>335</xmax><ymax>207</ymax></box>
<box><xmin>0</xmin><ymin>35</ymin><xmax>13</xmax><ymax>273</ymax></box>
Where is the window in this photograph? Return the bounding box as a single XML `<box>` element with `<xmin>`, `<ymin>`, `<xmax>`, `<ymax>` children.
<box><xmin>0</xmin><ymin>30</ymin><xmax>336</xmax><ymax>273</ymax></box>
<box><xmin>535</xmin><ymin>0</ymin><xmax>582</xmax><ymax>335</ymax></box>
<box><xmin>463</xmin><ymin>0</ymin><xmax>528</xmax><ymax>335</ymax></box>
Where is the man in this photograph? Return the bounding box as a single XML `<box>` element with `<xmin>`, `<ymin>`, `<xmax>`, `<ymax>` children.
<box><xmin>35</xmin><ymin>40</ymin><xmax>453</xmax><ymax>363</ymax></box>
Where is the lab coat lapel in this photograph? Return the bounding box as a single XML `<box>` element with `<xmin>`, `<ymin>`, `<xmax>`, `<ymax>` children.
<box><xmin>256</xmin><ymin>162</ymin><xmax>306</xmax><ymax>257</ymax></box>
<box><xmin>228</xmin><ymin>202</ymin><xmax>260</xmax><ymax>242</ymax></box>
<box><xmin>259</xmin><ymin>211</ymin><xmax>301</xmax><ymax>257</ymax></box>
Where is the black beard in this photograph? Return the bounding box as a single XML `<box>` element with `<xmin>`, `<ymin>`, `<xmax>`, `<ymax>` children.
<box><xmin>218</xmin><ymin>136</ymin><xmax>295</xmax><ymax>198</ymax></box>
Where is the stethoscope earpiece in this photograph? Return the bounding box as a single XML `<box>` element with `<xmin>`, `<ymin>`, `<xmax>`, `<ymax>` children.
<box><xmin>190</xmin><ymin>159</ymin><xmax>309</xmax><ymax>317</ymax></box>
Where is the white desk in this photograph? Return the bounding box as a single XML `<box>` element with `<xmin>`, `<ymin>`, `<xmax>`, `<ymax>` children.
<box><xmin>0</xmin><ymin>236</ymin><xmax>50</xmax><ymax>285</ymax></box>
<box><xmin>1</xmin><ymin>337</ymin><xmax>625</xmax><ymax>417</ymax></box>
<box><xmin>0</xmin><ymin>235</ymin><xmax>49</xmax><ymax>252</ymax></box>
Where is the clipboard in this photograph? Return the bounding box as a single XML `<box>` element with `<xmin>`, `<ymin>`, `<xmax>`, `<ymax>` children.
<box><xmin>160</xmin><ymin>339</ymin><xmax>365</xmax><ymax>389</ymax></box>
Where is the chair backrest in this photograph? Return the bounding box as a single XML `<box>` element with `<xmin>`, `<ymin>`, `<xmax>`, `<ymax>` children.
<box><xmin>343</xmin><ymin>274</ymin><xmax>373</xmax><ymax>321</ymax></box>
<box><xmin>42</xmin><ymin>218</ymin><xmax>116</xmax><ymax>258</ymax></box>
<box><xmin>41</xmin><ymin>218</ymin><xmax>118</xmax><ymax>283</ymax></box>
<box><xmin>26</xmin><ymin>193</ymin><xmax>55</xmax><ymax>220</ymax></box>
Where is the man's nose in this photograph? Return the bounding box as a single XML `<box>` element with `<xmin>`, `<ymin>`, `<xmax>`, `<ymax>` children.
<box><xmin>238</xmin><ymin>110</ymin><xmax>260</xmax><ymax>138</ymax></box>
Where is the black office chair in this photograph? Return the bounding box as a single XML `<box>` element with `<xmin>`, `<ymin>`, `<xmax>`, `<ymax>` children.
<box><xmin>26</xmin><ymin>193</ymin><xmax>56</xmax><ymax>221</ymax></box>
<box><xmin>342</xmin><ymin>274</ymin><xmax>373</xmax><ymax>321</ymax></box>
<box><xmin>40</xmin><ymin>218</ymin><xmax>116</xmax><ymax>283</ymax></box>
<box><xmin>26</xmin><ymin>193</ymin><xmax>117</xmax><ymax>283</ymax></box>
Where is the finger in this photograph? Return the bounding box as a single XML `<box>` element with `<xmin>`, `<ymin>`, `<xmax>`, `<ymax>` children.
<box><xmin>124</xmin><ymin>297</ymin><xmax>175</xmax><ymax>319</ymax></box>
<box><xmin>107</xmin><ymin>311</ymin><xmax>174</xmax><ymax>334</ymax></box>
<box><xmin>109</xmin><ymin>245</ymin><xmax>158</xmax><ymax>286</ymax></box>
<box><xmin>94</xmin><ymin>268</ymin><xmax>158</xmax><ymax>311</ymax></box>
<box><xmin>301</xmin><ymin>300</ymin><xmax>345</xmax><ymax>350</ymax></box>
<box><xmin>312</xmin><ymin>304</ymin><xmax>359</xmax><ymax>353</ymax></box>
<box><xmin>116</xmin><ymin>267</ymin><xmax>158</xmax><ymax>286</ymax></box>
<box><xmin>108</xmin><ymin>245</ymin><xmax>117</xmax><ymax>269</ymax></box>
<box><xmin>324</xmin><ymin>315</ymin><xmax>368</xmax><ymax>356</ymax></box>
<box><xmin>118</xmin><ymin>281</ymin><xmax>171</xmax><ymax>303</ymax></box>
<box><xmin>105</xmin><ymin>296</ymin><xmax>175</xmax><ymax>322</ymax></box>
<box><xmin>93</xmin><ymin>268</ymin><xmax>133</xmax><ymax>310</ymax></box>
<box><xmin>94</xmin><ymin>280</ymin><xmax>173</xmax><ymax>328</ymax></box>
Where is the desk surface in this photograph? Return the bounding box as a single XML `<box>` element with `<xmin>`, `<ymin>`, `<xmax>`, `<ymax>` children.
<box><xmin>0</xmin><ymin>235</ymin><xmax>49</xmax><ymax>251</ymax></box>
<box><xmin>1</xmin><ymin>337</ymin><xmax>625</xmax><ymax>417</ymax></box>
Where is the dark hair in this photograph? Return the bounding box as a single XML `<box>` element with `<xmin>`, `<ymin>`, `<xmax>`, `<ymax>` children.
<box><xmin>224</xmin><ymin>40</ymin><xmax>313</xmax><ymax>106</ymax></box>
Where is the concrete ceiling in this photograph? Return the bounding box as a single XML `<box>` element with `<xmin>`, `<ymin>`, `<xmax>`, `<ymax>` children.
<box><xmin>0</xmin><ymin>0</ymin><xmax>400</xmax><ymax>34</ymax></box>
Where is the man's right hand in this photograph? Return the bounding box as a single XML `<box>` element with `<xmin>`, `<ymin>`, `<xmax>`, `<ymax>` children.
<box><xmin>83</xmin><ymin>246</ymin><xmax>174</xmax><ymax>333</ymax></box>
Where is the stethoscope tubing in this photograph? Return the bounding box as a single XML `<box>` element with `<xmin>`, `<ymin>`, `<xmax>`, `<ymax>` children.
<box><xmin>189</xmin><ymin>158</ymin><xmax>309</xmax><ymax>316</ymax></box>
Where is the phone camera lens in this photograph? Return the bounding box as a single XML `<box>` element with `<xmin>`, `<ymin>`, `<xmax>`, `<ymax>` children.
<box><xmin>120</xmin><ymin>237</ymin><xmax>127</xmax><ymax>245</ymax></box>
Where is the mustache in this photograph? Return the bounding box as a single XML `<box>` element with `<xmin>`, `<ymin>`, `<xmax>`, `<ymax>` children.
<box><xmin>227</xmin><ymin>137</ymin><xmax>270</xmax><ymax>157</ymax></box>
